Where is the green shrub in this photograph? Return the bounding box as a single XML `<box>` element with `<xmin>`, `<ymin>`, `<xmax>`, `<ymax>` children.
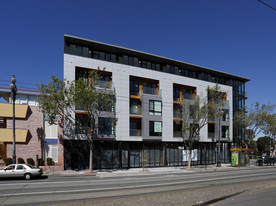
<box><xmin>27</xmin><ymin>158</ymin><xmax>35</xmax><ymax>166</ymax></box>
<box><xmin>4</xmin><ymin>158</ymin><xmax>12</xmax><ymax>166</ymax></box>
<box><xmin>38</xmin><ymin>158</ymin><xmax>45</xmax><ymax>166</ymax></box>
<box><xmin>17</xmin><ymin>157</ymin><xmax>25</xmax><ymax>164</ymax></box>
<box><xmin>46</xmin><ymin>157</ymin><xmax>53</xmax><ymax>166</ymax></box>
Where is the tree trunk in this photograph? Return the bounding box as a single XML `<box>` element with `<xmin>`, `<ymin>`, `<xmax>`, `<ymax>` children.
<box><xmin>89</xmin><ymin>145</ymin><xmax>93</xmax><ymax>173</ymax></box>
<box><xmin>187</xmin><ymin>148</ymin><xmax>192</xmax><ymax>170</ymax></box>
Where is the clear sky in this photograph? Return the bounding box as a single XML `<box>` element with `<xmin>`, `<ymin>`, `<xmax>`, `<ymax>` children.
<box><xmin>0</xmin><ymin>0</ymin><xmax>275</xmax><ymax>107</ymax></box>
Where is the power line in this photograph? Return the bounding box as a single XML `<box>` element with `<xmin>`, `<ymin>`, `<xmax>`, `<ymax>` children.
<box><xmin>257</xmin><ymin>0</ymin><xmax>276</xmax><ymax>11</ymax></box>
<box><xmin>0</xmin><ymin>79</ymin><xmax>38</xmax><ymax>86</ymax></box>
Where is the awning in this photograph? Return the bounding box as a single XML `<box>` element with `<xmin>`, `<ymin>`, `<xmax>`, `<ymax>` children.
<box><xmin>0</xmin><ymin>129</ymin><xmax>28</xmax><ymax>143</ymax></box>
<box><xmin>0</xmin><ymin>103</ymin><xmax>29</xmax><ymax>118</ymax></box>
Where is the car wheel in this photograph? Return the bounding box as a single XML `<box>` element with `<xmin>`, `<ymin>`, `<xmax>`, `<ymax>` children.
<box><xmin>24</xmin><ymin>173</ymin><xmax>32</xmax><ymax>180</ymax></box>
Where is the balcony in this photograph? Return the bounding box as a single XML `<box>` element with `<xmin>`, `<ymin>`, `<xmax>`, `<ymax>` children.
<box><xmin>222</xmin><ymin>100</ymin><xmax>229</xmax><ymax>107</ymax></box>
<box><xmin>95</xmin><ymin>80</ymin><xmax>113</xmax><ymax>90</ymax></box>
<box><xmin>173</xmin><ymin>131</ymin><xmax>182</xmax><ymax>137</ymax></box>
<box><xmin>208</xmin><ymin>132</ymin><xmax>215</xmax><ymax>139</ymax></box>
<box><xmin>142</xmin><ymin>87</ymin><xmax>161</xmax><ymax>96</ymax></box>
<box><xmin>173</xmin><ymin>111</ymin><xmax>181</xmax><ymax>119</ymax></box>
<box><xmin>183</xmin><ymin>93</ymin><xmax>196</xmax><ymax>101</ymax></box>
<box><xmin>130</xmin><ymin>106</ymin><xmax>141</xmax><ymax>115</ymax></box>
<box><xmin>208</xmin><ymin>116</ymin><xmax>215</xmax><ymax>122</ymax></box>
<box><xmin>130</xmin><ymin>129</ymin><xmax>141</xmax><ymax>136</ymax></box>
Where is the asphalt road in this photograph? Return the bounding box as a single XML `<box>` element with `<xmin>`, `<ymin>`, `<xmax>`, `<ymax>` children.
<box><xmin>0</xmin><ymin>167</ymin><xmax>276</xmax><ymax>205</ymax></box>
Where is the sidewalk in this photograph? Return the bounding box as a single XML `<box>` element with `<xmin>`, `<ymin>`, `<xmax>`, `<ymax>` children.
<box><xmin>43</xmin><ymin>163</ymin><xmax>262</xmax><ymax>177</ymax></box>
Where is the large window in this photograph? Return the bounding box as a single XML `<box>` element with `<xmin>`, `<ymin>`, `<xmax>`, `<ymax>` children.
<box><xmin>44</xmin><ymin>143</ymin><xmax>58</xmax><ymax>162</ymax></box>
<box><xmin>75</xmin><ymin>114</ymin><xmax>89</xmax><ymax>134</ymax></box>
<box><xmin>149</xmin><ymin>121</ymin><xmax>162</xmax><ymax>136</ymax></box>
<box><xmin>173</xmin><ymin>87</ymin><xmax>180</xmax><ymax>101</ymax></box>
<box><xmin>130</xmin><ymin>80</ymin><xmax>139</xmax><ymax>96</ymax></box>
<box><xmin>45</xmin><ymin>120</ymin><xmax>57</xmax><ymax>138</ymax></box>
<box><xmin>222</xmin><ymin>126</ymin><xmax>230</xmax><ymax>139</ymax></box>
<box><xmin>149</xmin><ymin>100</ymin><xmax>162</xmax><ymax>116</ymax></box>
<box><xmin>130</xmin><ymin>100</ymin><xmax>141</xmax><ymax>115</ymax></box>
<box><xmin>98</xmin><ymin>117</ymin><xmax>115</xmax><ymax>135</ymax></box>
<box><xmin>222</xmin><ymin>109</ymin><xmax>230</xmax><ymax>121</ymax></box>
<box><xmin>130</xmin><ymin>119</ymin><xmax>141</xmax><ymax>136</ymax></box>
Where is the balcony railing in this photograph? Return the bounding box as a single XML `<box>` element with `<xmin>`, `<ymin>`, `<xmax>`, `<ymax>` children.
<box><xmin>130</xmin><ymin>107</ymin><xmax>141</xmax><ymax>115</ymax></box>
<box><xmin>173</xmin><ymin>111</ymin><xmax>181</xmax><ymax>119</ymax></box>
<box><xmin>222</xmin><ymin>100</ymin><xmax>229</xmax><ymax>107</ymax></box>
<box><xmin>173</xmin><ymin>131</ymin><xmax>182</xmax><ymax>137</ymax></box>
<box><xmin>208</xmin><ymin>132</ymin><xmax>215</xmax><ymax>139</ymax></box>
<box><xmin>183</xmin><ymin>93</ymin><xmax>196</xmax><ymax>101</ymax></box>
<box><xmin>130</xmin><ymin>129</ymin><xmax>141</xmax><ymax>136</ymax></box>
<box><xmin>142</xmin><ymin>87</ymin><xmax>161</xmax><ymax>96</ymax></box>
<box><xmin>95</xmin><ymin>80</ymin><xmax>113</xmax><ymax>89</ymax></box>
<box><xmin>208</xmin><ymin>116</ymin><xmax>215</xmax><ymax>122</ymax></box>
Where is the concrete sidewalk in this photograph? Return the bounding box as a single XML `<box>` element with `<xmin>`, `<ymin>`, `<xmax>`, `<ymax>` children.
<box><xmin>42</xmin><ymin>163</ymin><xmax>263</xmax><ymax>177</ymax></box>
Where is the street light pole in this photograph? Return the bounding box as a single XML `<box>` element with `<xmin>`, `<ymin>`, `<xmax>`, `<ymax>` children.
<box><xmin>10</xmin><ymin>75</ymin><xmax>17</xmax><ymax>164</ymax></box>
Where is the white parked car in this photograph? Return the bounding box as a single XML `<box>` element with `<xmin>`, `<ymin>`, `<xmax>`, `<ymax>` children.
<box><xmin>0</xmin><ymin>164</ymin><xmax>43</xmax><ymax>180</ymax></box>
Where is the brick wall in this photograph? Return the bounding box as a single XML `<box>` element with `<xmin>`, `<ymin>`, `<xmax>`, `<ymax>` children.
<box><xmin>6</xmin><ymin>106</ymin><xmax>44</xmax><ymax>162</ymax></box>
<box><xmin>6</xmin><ymin>105</ymin><xmax>64</xmax><ymax>170</ymax></box>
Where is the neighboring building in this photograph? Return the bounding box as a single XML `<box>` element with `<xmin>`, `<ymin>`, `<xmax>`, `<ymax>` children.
<box><xmin>0</xmin><ymin>87</ymin><xmax>64</xmax><ymax>169</ymax></box>
<box><xmin>63</xmin><ymin>35</ymin><xmax>249</xmax><ymax>170</ymax></box>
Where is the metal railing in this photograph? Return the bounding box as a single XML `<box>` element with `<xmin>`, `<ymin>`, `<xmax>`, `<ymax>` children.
<box><xmin>208</xmin><ymin>132</ymin><xmax>215</xmax><ymax>139</ymax></box>
<box><xmin>130</xmin><ymin>107</ymin><xmax>141</xmax><ymax>115</ymax></box>
<box><xmin>183</xmin><ymin>93</ymin><xmax>196</xmax><ymax>100</ymax></box>
<box><xmin>130</xmin><ymin>129</ymin><xmax>142</xmax><ymax>136</ymax></box>
<box><xmin>142</xmin><ymin>87</ymin><xmax>161</xmax><ymax>96</ymax></box>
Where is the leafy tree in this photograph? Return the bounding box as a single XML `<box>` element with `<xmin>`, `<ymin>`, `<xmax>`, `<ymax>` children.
<box><xmin>263</xmin><ymin>113</ymin><xmax>276</xmax><ymax>155</ymax></box>
<box><xmin>38</xmin><ymin>68</ymin><xmax>116</xmax><ymax>173</ymax></box>
<box><xmin>234</xmin><ymin>103</ymin><xmax>275</xmax><ymax>149</ymax></box>
<box><xmin>178</xmin><ymin>84</ymin><xmax>226</xmax><ymax>169</ymax></box>
<box><xmin>257</xmin><ymin>136</ymin><xmax>274</xmax><ymax>155</ymax></box>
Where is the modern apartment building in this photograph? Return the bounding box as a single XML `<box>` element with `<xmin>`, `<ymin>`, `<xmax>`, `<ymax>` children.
<box><xmin>0</xmin><ymin>87</ymin><xmax>64</xmax><ymax>169</ymax></box>
<box><xmin>64</xmin><ymin>35</ymin><xmax>249</xmax><ymax>170</ymax></box>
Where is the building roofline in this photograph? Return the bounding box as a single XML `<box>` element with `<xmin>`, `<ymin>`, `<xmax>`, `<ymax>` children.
<box><xmin>64</xmin><ymin>34</ymin><xmax>250</xmax><ymax>82</ymax></box>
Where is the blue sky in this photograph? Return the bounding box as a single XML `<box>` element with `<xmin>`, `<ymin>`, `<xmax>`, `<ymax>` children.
<box><xmin>0</xmin><ymin>0</ymin><xmax>275</xmax><ymax>107</ymax></box>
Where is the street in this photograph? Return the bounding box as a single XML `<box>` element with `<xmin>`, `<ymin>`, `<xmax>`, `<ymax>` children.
<box><xmin>0</xmin><ymin>166</ymin><xmax>276</xmax><ymax>205</ymax></box>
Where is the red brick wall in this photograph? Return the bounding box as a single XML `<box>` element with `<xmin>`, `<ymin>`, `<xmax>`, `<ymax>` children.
<box><xmin>6</xmin><ymin>105</ymin><xmax>64</xmax><ymax>170</ymax></box>
<box><xmin>6</xmin><ymin>106</ymin><xmax>44</xmax><ymax>162</ymax></box>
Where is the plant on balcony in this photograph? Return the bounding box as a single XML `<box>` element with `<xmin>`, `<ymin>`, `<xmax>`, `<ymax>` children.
<box><xmin>38</xmin><ymin>67</ymin><xmax>117</xmax><ymax>173</ymax></box>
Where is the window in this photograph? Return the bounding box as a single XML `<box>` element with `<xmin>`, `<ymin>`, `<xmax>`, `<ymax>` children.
<box><xmin>130</xmin><ymin>119</ymin><xmax>141</xmax><ymax>136</ymax></box>
<box><xmin>222</xmin><ymin>109</ymin><xmax>230</xmax><ymax>121</ymax></box>
<box><xmin>208</xmin><ymin>123</ymin><xmax>215</xmax><ymax>139</ymax></box>
<box><xmin>222</xmin><ymin>126</ymin><xmax>230</xmax><ymax>139</ymax></box>
<box><xmin>130</xmin><ymin>80</ymin><xmax>139</xmax><ymax>96</ymax></box>
<box><xmin>149</xmin><ymin>100</ymin><xmax>162</xmax><ymax>116</ymax></box>
<box><xmin>44</xmin><ymin>143</ymin><xmax>58</xmax><ymax>162</ymax></box>
<box><xmin>16</xmin><ymin>165</ymin><xmax>25</xmax><ymax>170</ymax></box>
<box><xmin>173</xmin><ymin>87</ymin><xmax>180</xmax><ymax>101</ymax></box>
<box><xmin>45</xmin><ymin>120</ymin><xmax>57</xmax><ymax>138</ymax></box>
<box><xmin>130</xmin><ymin>100</ymin><xmax>141</xmax><ymax>115</ymax></box>
<box><xmin>75</xmin><ymin>114</ymin><xmax>89</xmax><ymax>134</ymax></box>
<box><xmin>149</xmin><ymin>121</ymin><xmax>162</xmax><ymax>136</ymax></box>
<box><xmin>98</xmin><ymin>117</ymin><xmax>115</xmax><ymax>135</ymax></box>
<box><xmin>6</xmin><ymin>165</ymin><xmax>15</xmax><ymax>170</ymax></box>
